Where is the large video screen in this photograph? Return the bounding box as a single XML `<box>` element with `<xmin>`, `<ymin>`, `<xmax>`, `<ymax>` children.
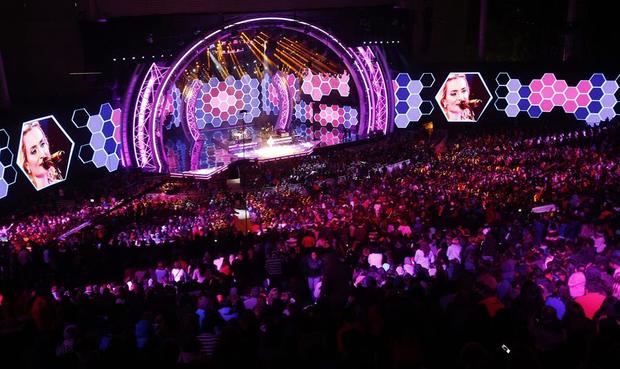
<box><xmin>435</xmin><ymin>72</ymin><xmax>492</xmax><ymax>122</ymax></box>
<box><xmin>16</xmin><ymin>116</ymin><xmax>74</xmax><ymax>191</ymax></box>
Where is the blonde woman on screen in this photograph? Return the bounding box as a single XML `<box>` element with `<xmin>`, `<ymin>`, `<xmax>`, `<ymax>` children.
<box><xmin>438</xmin><ymin>73</ymin><xmax>476</xmax><ymax>121</ymax></box>
<box><xmin>18</xmin><ymin>121</ymin><xmax>62</xmax><ymax>190</ymax></box>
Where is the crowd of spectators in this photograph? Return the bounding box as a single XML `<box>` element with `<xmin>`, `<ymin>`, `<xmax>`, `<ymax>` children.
<box><xmin>0</xmin><ymin>120</ymin><xmax>618</xmax><ymax>368</ymax></box>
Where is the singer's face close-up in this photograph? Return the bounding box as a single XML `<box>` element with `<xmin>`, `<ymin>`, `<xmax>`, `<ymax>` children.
<box><xmin>444</xmin><ymin>77</ymin><xmax>470</xmax><ymax>117</ymax></box>
<box><xmin>23</xmin><ymin>125</ymin><xmax>51</xmax><ymax>180</ymax></box>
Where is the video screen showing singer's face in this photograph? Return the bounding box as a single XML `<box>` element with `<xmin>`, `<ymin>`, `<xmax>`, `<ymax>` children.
<box><xmin>23</xmin><ymin>122</ymin><xmax>52</xmax><ymax>181</ymax></box>
<box><xmin>438</xmin><ymin>74</ymin><xmax>474</xmax><ymax>121</ymax></box>
<box><xmin>17</xmin><ymin>117</ymin><xmax>71</xmax><ymax>191</ymax></box>
<box><xmin>436</xmin><ymin>72</ymin><xmax>491</xmax><ymax>122</ymax></box>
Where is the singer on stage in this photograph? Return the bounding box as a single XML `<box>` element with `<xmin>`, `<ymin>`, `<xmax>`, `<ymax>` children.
<box><xmin>17</xmin><ymin>121</ymin><xmax>63</xmax><ymax>190</ymax></box>
<box><xmin>437</xmin><ymin>73</ymin><xmax>479</xmax><ymax>121</ymax></box>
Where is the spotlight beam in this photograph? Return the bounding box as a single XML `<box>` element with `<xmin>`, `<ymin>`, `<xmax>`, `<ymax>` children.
<box><xmin>240</xmin><ymin>35</ymin><xmax>268</xmax><ymax>70</ymax></box>
<box><xmin>240</xmin><ymin>32</ymin><xmax>276</xmax><ymax>68</ymax></box>
<box><xmin>273</xmin><ymin>54</ymin><xmax>302</xmax><ymax>76</ymax></box>
<box><xmin>279</xmin><ymin>38</ymin><xmax>337</xmax><ymax>74</ymax></box>
<box><xmin>227</xmin><ymin>44</ymin><xmax>245</xmax><ymax>78</ymax></box>
<box><xmin>273</xmin><ymin>50</ymin><xmax>306</xmax><ymax>75</ymax></box>
<box><xmin>208</xmin><ymin>50</ymin><xmax>229</xmax><ymax>80</ymax></box>
<box><xmin>215</xmin><ymin>41</ymin><xmax>230</xmax><ymax>77</ymax></box>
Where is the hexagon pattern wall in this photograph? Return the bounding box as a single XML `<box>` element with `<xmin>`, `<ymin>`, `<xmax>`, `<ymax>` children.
<box><xmin>261</xmin><ymin>74</ymin><xmax>279</xmax><ymax>116</ymax></box>
<box><xmin>294</xmin><ymin>100</ymin><xmax>314</xmax><ymax>123</ymax></box>
<box><xmin>166</xmin><ymin>86</ymin><xmax>183</xmax><ymax>130</ymax></box>
<box><xmin>284</xmin><ymin>73</ymin><xmax>301</xmax><ymax>103</ymax></box>
<box><xmin>314</xmin><ymin>127</ymin><xmax>344</xmax><ymax>145</ymax></box>
<box><xmin>0</xmin><ymin>129</ymin><xmax>17</xmax><ymax>199</ymax></box>
<box><xmin>293</xmin><ymin>123</ymin><xmax>314</xmax><ymax>140</ymax></box>
<box><xmin>495</xmin><ymin>73</ymin><xmax>619</xmax><ymax>126</ymax></box>
<box><xmin>301</xmin><ymin>71</ymin><xmax>351</xmax><ymax>100</ymax></box>
<box><xmin>194</xmin><ymin>75</ymin><xmax>261</xmax><ymax>129</ymax></box>
<box><xmin>314</xmin><ymin>104</ymin><xmax>359</xmax><ymax>128</ymax></box>
<box><xmin>72</xmin><ymin>103</ymin><xmax>122</xmax><ymax>172</ymax></box>
<box><xmin>393</xmin><ymin>73</ymin><xmax>435</xmax><ymax>128</ymax></box>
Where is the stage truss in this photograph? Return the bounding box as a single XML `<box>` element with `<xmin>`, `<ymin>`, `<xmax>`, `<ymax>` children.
<box><xmin>132</xmin><ymin>63</ymin><xmax>168</xmax><ymax>171</ymax></box>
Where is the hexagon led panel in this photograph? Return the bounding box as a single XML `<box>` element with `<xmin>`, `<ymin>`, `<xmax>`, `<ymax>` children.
<box><xmin>435</xmin><ymin>72</ymin><xmax>492</xmax><ymax>122</ymax></box>
<box><xmin>166</xmin><ymin>86</ymin><xmax>183</xmax><ymax>130</ymax></box>
<box><xmin>17</xmin><ymin>116</ymin><xmax>75</xmax><ymax>190</ymax></box>
<box><xmin>293</xmin><ymin>123</ymin><xmax>314</xmax><ymax>140</ymax></box>
<box><xmin>494</xmin><ymin>72</ymin><xmax>619</xmax><ymax>125</ymax></box>
<box><xmin>71</xmin><ymin>103</ymin><xmax>122</xmax><ymax>172</ymax></box>
<box><xmin>0</xmin><ymin>129</ymin><xmax>17</xmax><ymax>199</ymax></box>
<box><xmin>393</xmin><ymin>73</ymin><xmax>435</xmax><ymax>128</ymax></box>
<box><xmin>261</xmin><ymin>73</ymin><xmax>279</xmax><ymax>116</ymax></box>
<box><xmin>294</xmin><ymin>100</ymin><xmax>314</xmax><ymax>123</ymax></box>
<box><xmin>301</xmin><ymin>71</ymin><xmax>351</xmax><ymax>101</ymax></box>
<box><xmin>194</xmin><ymin>75</ymin><xmax>261</xmax><ymax>129</ymax></box>
<box><xmin>314</xmin><ymin>104</ymin><xmax>359</xmax><ymax>128</ymax></box>
<box><xmin>314</xmin><ymin>127</ymin><xmax>344</xmax><ymax>145</ymax></box>
<box><xmin>283</xmin><ymin>73</ymin><xmax>301</xmax><ymax>103</ymax></box>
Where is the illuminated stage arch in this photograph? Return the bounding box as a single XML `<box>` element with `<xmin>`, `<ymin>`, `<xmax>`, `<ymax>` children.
<box><xmin>126</xmin><ymin>17</ymin><xmax>391</xmax><ymax>174</ymax></box>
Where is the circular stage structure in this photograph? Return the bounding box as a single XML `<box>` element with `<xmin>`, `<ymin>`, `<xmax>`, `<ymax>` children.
<box><xmin>125</xmin><ymin>17</ymin><xmax>392</xmax><ymax>175</ymax></box>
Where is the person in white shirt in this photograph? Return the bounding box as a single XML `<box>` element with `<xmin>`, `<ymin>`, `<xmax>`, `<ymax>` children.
<box><xmin>446</xmin><ymin>238</ymin><xmax>462</xmax><ymax>263</ymax></box>
<box><xmin>414</xmin><ymin>242</ymin><xmax>434</xmax><ymax>271</ymax></box>
<box><xmin>170</xmin><ymin>262</ymin><xmax>187</xmax><ymax>283</ymax></box>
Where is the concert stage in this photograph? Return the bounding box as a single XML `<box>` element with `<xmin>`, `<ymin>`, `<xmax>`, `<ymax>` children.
<box><xmin>232</xmin><ymin>141</ymin><xmax>317</xmax><ymax>162</ymax></box>
<box><xmin>170</xmin><ymin>166</ymin><xmax>227</xmax><ymax>180</ymax></box>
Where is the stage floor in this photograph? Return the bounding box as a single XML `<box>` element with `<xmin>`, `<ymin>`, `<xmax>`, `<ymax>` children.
<box><xmin>170</xmin><ymin>166</ymin><xmax>227</xmax><ymax>180</ymax></box>
<box><xmin>232</xmin><ymin>141</ymin><xmax>317</xmax><ymax>161</ymax></box>
<box><xmin>170</xmin><ymin>141</ymin><xmax>318</xmax><ymax>179</ymax></box>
